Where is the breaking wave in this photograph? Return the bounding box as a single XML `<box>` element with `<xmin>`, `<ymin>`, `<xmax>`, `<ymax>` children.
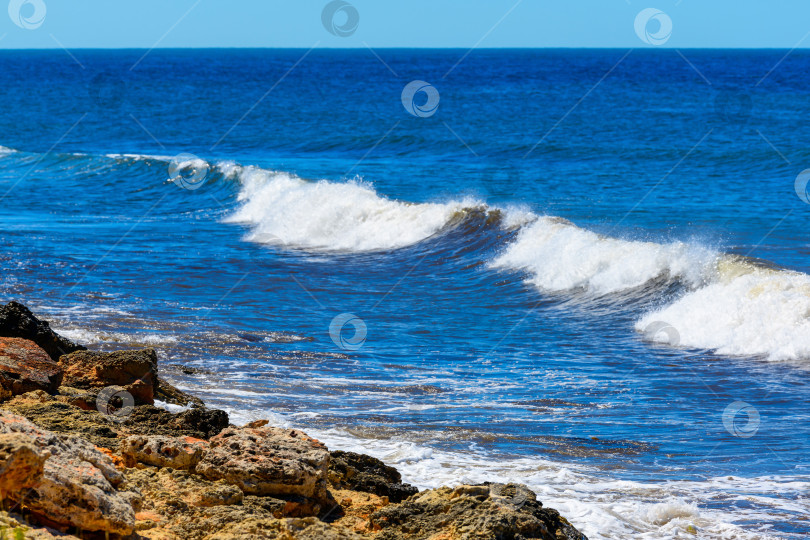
<box><xmin>220</xmin><ymin>162</ymin><xmax>483</xmax><ymax>252</ymax></box>
<box><xmin>489</xmin><ymin>216</ymin><xmax>717</xmax><ymax>295</ymax></box>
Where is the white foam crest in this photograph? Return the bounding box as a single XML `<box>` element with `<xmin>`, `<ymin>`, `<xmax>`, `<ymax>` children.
<box><xmin>0</xmin><ymin>145</ymin><xmax>18</xmax><ymax>156</ymax></box>
<box><xmin>490</xmin><ymin>217</ymin><xmax>717</xmax><ymax>295</ymax></box>
<box><xmin>638</xmin><ymin>258</ymin><xmax>810</xmax><ymax>361</ymax></box>
<box><xmin>221</xmin><ymin>163</ymin><xmax>479</xmax><ymax>252</ymax></box>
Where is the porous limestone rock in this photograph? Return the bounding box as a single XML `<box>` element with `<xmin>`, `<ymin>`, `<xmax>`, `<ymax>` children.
<box><xmin>196</xmin><ymin>425</ymin><xmax>330</xmax><ymax>502</ymax></box>
<box><xmin>121</xmin><ymin>434</ymin><xmax>209</xmax><ymax>470</ymax></box>
<box><xmin>0</xmin><ymin>432</ymin><xmax>47</xmax><ymax>498</ymax></box>
<box><xmin>370</xmin><ymin>483</ymin><xmax>588</xmax><ymax>540</ymax></box>
<box><xmin>0</xmin><ymin>409</ymin><xmax>138</xmax><ymax>536</ymax></box>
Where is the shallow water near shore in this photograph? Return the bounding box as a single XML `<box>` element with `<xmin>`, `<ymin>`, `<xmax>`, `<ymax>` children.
<box><xmin>1</xmin><ymin>49</ymin><xmax>809</xmax><ymax>539</ymax></box>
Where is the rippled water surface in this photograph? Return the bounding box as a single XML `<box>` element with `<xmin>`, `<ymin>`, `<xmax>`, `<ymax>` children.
<box><xmin>1</xmin><ymin>49</ymin><xmax>809</xmax><ymax>539</ymax></box>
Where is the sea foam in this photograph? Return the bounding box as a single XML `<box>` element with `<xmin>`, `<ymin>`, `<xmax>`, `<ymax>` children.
<box><xmin>637</xmin><ymin>258</ymin><xmax>810</xmax><ymax>360</ymax></box>
<box><xmin>489</xmin><ymin>215</ymin><xmax>810</xmax><ymax>361</ymax></box>
<box><xmin>222</xmin><ymin>163</ymin><xmax>478</xmax><ymax>252</ymax></box>
<box><xmin>489</xmin><ymin>216</ymin><xmax>717</xmax><ymax>295</ymax></box>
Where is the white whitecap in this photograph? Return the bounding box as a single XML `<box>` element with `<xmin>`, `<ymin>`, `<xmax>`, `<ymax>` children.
<box><xmin>637</xmin><ymin>258</ymin><xmax>810</xmax><ymax>361</ymax></box>
<box><xmin>490</xmin><ymin>216</ymin><xmax>716</xmax><ymax>295</ymax></box>
<box><xmin>221</xmin><ymin>163</ymin><xmax>478</xmax><ymax>252</ymax></box>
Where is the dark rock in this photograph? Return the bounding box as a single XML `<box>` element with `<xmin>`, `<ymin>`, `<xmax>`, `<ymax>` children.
<box><xmin>329</xmin><ymin>450</ymin><xmax>418</xmax><ymax>503</ymax></box>
<box><xmin>0</xmin><ymin>337</ymin><xmax>64</xmax><ymax>395</ymax></box>
<box><xmin>163</xmin><ymin>363</ymin><xmax>214</xmax><ymax>376</ymax></box>
<box><xmin>3</xmin><ymin>392</ymin><xmax>228</xmax><ymax>452</ymax></box>
<box><xmin>59</xmin><ymin>348</ymin><xmax>158</xmax><ymax>405</ymax></box>
<box><xmin>370</xmin><ymin>483</ymin><xmax>588</xmax><ymax>540</ymax></box>
<box><xmin>155</xmin><ymin>379</ymin><xmax>205</xmax><ymax>408</ymax></box>
<box><xmin>125</xmin><ymin>405</ymin><xmax>229</xmax><ymax>440</ymax></box>
<box><xmin>0</xmin><ymin>301</ymin><xmax>85</xmax><ymax>361</ymax></box>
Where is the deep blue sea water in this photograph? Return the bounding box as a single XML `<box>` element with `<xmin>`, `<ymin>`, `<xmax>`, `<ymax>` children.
<box><xmin>1</xmin><ymin>49</ymin><xmax>809</xmax><ymax>539</ymax></box>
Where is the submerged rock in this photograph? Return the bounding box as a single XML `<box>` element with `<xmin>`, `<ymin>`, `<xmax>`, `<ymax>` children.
<box><xmin>0</xmin><ymin>302</ymin><xmax>85</xmax><ymax>361</ymax></box>
<box><xmin>59</xmin><ymin>348</ymin><xmax>158</xmax><ymax>405</ymax></box>
<box><xmin>0</xmin><ymin>338</ymin><xmax>63</xmax><ymax>396</ymax></box>
<box><xmin>329</xmin><ymin>450</ymin><xmax>418</xmax><ymax>503</ymax></box>
<box><xmin>196</xmin><ymin>425</ymin><xmax>331</xmax><ymax>503</ymax></box>
<box><xmin>0</xmin><ymin>409</ymin><xmax>138</xmax><ymax>536</ymax></box>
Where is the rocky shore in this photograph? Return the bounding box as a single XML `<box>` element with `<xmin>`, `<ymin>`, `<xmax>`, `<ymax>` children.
<box><xmin>0</xmin><ymin>301</ymin><xmax>588</xmax><ymax>539</ymax></box>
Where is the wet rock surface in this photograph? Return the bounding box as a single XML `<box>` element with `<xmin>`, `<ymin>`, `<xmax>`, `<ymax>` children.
<box><xmin>126</xmin><ymin>404</ymin><xmax>229</xmax><ymax>440</ymax></box>
<box><xmin>329</xmin><ymin>450</ymin><xmax>419</xmax><ymax>503</ymax></box>
<box><xmin>0</xmin><ymin>302</ymin><xmax>85</xmax><ymax>361</ymax></box>
<box><xmin>155</xmin><ymin>379</ymin><xmax>206</xmax><ymax>408</ymax></box>
<box><xmin>2</xmin><ymin>391</ymin><xmax>229</xmax><ymax>451</ymax></box>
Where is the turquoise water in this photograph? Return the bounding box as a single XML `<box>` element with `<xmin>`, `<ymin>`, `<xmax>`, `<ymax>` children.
<box><xmin>0</xmin><ymin>49</ymin><xmax>808</xmax><ymax>538</ymax></box>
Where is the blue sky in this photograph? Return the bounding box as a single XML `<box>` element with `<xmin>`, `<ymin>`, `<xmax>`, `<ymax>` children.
<box><xmin>1</xmin><ymin>0</ymin><xmax>809</xmax><ymax>49</ymax></box>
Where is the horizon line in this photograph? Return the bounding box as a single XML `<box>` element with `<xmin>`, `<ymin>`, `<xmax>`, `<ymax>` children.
<box><xmin>1</xmin><ymin>46</ymin><xmax>809</xmax><ymax>51</ymax></box>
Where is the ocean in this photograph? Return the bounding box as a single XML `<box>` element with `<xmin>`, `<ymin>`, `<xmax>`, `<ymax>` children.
<box><xmin>0</xmin><ymin>48</ymin><xmax>808</xmax><ymax>539</ymax></box>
